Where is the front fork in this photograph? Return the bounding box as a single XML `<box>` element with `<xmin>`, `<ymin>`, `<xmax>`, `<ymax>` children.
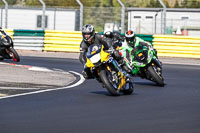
<box><xmin>110</xmin><ymin>59</ymin><xmax>128</xmax><ymax>90</ymax></box>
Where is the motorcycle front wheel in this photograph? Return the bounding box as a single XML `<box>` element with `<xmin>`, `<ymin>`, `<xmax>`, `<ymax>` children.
<box><xmin>121</xmin><ymin>81</ymin><xmax>134</xmax><ymax>95</ymax></box>
<box><xmin>7</xmin><ymin>48</ymin><xmax>20</xmax><ymax>62</ymax></box>
<box><xmin>100</xmin><ymin>69</ymin><xmax>120</xmax><ymax>96</ymax></box>
<box><xmin>147</xmin><ymin>65</ymin><xmax>164</xmax><ymax>86</ymax></box>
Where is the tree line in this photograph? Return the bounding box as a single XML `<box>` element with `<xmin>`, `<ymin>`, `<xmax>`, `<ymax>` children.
<box><xmin>0</xmin><ymin>0</ymin><xmax>200</xmax><ymax>8</ymax></box>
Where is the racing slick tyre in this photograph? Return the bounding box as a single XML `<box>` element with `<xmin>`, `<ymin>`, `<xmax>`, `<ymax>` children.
<box><xmin>121</xmin><ymin>81</ymin><xmax>134</xmax><ymax>95</ymax></box>
<box><xmin>100</xmin><ymin>70</ymin><xmax>120</xmax><ymax>96</ymax></box>
<box><xmin>8</xmin><ymin>48</ymin><xmax>20</xmax><ymax>62</ymax></box>
<box><xmin>147</xmin><ymin>65</ymin><xmax>164</xmax><ymax>86</ymax></box>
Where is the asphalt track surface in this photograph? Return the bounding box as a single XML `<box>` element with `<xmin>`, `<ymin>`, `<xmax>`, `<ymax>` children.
<box><xmin>0</xmin><ymin>56</ymin><xmax>200</xmax><ymax>133</ymax></box>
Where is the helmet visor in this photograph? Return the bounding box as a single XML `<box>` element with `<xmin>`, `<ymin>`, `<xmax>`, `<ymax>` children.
<box><xmin>83</xmin><ymin>32</ymin><xmax>92</xmax><ymax>41</ymax></box>
<box><xmin>126</xmin><ymin>37</ymin><xmax>135</xmax><ymax>46</ymax></box>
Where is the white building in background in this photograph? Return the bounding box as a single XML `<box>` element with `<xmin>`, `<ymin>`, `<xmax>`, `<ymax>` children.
<box><xmin>128</xmin><ymin>8</ymin><xmax>200</xmax><ymax>36</ymax></box>
<box><xmin>0</xmin><ymin>7</ymin><xmax>79</xmax><ymax>31</ymax></box>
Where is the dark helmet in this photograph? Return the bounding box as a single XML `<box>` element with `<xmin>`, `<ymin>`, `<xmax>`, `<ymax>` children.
<box><xmin>82</xmin><ymin>24</ymin><xmax>95</xmax><ymax>42</ymax></box>
<box><xmin>1</xmin><ymin>35</ymin><xmax>12</xmax><ymax>46</ymax></box>
<box><xmin>104</xmin><ymin>31</ymin><xmax>113</xmax><ymax>38</ymax></box>
<box><xmin>125</xmin><ymin>30</ymin><xmax>136</xmax><ymax>47</ymax></box>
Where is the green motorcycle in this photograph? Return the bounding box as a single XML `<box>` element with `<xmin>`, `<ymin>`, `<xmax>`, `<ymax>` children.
<box><xmin>120</xmin><ymin>44</ymin><xmax>164</xmax><ymax>86</ymax></box>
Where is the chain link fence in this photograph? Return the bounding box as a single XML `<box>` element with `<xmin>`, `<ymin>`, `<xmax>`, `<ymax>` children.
<box><xmin>84</xmin><ymin>7</ymin><xmax>121</xmax><ymax>32</ymax></box>
<box><xmin>0</xmin><ymin>0</ymin><xmax>200</xmax><ymax>36</ymax></box>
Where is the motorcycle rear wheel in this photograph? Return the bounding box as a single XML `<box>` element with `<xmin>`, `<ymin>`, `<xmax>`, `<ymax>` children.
<box><xmin>147</xmin><ymin>65</ymin><xmax>164</xmax><ymax>86</ymax></box>
<box><xmin>8</xmin><ymin>48</ymin><xmax>20</xmax><ymax>62</ymax></box>
<box><xmin>100</xmin><ymin>70</ymin><xmax>120</xmax><ymax>96</ymax></box>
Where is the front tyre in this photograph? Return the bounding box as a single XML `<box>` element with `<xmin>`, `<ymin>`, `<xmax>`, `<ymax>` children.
<box><xmin>8</xmin><ymin>48</ymin><xmax>20</xmax><ymax>62</ymax></box>
<box><xmin>121</xmin><ymin>81</ymin><xmax>134</xmax><ymax>95</ymax></box>
<box><xmin>100</xmin><ymin>70</ymin><xmax>120</xmax><ymax>96</ymax></box>
<box><xmin>147</xmin><ymin>65</ymin><xmax>164</xmax><ymax>86</ymax></box>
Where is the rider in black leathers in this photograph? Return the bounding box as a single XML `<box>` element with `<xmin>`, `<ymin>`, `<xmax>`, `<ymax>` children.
<box><xmin>79</xmin><ymin>24</ymin><xmax>129</xmax><ymax>79</ymax></box>
<box><xmin>104</xmin><ymin>31</ymin><xmax>125</xmax><ymax>49</ymax></box>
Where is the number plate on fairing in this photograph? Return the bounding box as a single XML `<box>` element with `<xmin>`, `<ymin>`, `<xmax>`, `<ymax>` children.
<box><xmin>108</xmin><ymin>57</ymin><xmax>113</xmax><ymax>63</ymax></box>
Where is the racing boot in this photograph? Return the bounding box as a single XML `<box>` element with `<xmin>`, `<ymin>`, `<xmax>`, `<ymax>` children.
<box><xmin>82</xmin><ymin>67</ymin><xmax>94</xmax><ymax>79</ymax></box>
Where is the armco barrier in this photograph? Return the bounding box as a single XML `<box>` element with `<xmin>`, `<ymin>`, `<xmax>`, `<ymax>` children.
<box><xmin>137</xmin><ymin>34</ymin><xmax>153</xmax><ymax>44</ymax></box>
<box><xmin>13</xmin><ymin>29</ymin><xmax>44</xmax><ymax>36</ymax></box>
<box><xmin>13</xmin><ymin>36</ymin><xmax>44</xmax><ymax>51</ymax></box>
<box><xmin>153</xmin><ymin>35</ymin><xmax>200</xmax><ymax>58</ymax></box>
<box><xmin>13</xmin><ymin>29</ymin><xmax>45</xmax><ymax>51</ymax></box>
<box><xmin>4</xmin><ymin>29</ymin><xmax>200</xmax><ymax>59</ymax></box>
<box><xmin>5</xmin><ymin>29</ymin><xmax>14</xmax><ymax>36</ymax></box>
<box><xmin>44</xmin><ymin>30</ymin><xmax>82</xmax><ymax>52</ymax></box>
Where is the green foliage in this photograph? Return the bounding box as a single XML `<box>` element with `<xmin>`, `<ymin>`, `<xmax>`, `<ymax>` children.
<box><xmin>0</xmin><ymin>0</ymin><xmax>199</xmax><ymax>8</ymax></box>
<box><xmin>25</xmin><ymin>0</ymin><xmax>40</xmax><ymax>6</ymax></box>
<box><xmin>146</xmin><ymin>0</ymin><xmax>162</xmax><ymax>8</ymax></box>
<box><xmin>164</xmin><ymin>1</ymin><xmax>170</xmax><ymax>8</ymax></box>
<box><xmin>0</xmin><ymin>0</ymin><xmax>17</xmax><ymax>5</ymax></box>
<box><xmin>181</xmin><ymin>0</ymin><xmax>188</xmax><ymax>8</ymax></box>
<box><xmin>180</xmin><ymin>0</ymin><xmax>200</xmax><ymax>8</ymax></box>
<box><xmin>187</xmin><ymin>0</ymin><xmax>200</xmax><ymax>8</ymax></box>
<box><xmin>174</xmin><ymin>0</ymin><xmax>180</xmax><ymax>8</ymax></box>
<box><xmin>25</xmin><ymin>0</ymin><xmax>79</xmax><ymax>7</ymax></box>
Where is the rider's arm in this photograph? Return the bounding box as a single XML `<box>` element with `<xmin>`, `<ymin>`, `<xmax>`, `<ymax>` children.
<box><xmin>136</xmin><ymin>37</ymin><xmax>153</xmax><ymax>49</ymax></box>
<box><xmin>79</xmin><ymin>41</ymin><xmax>87</xmax><ymax>64</ymax></box>
<box><xmin>113</xmin><ymin>32</ymin><xmax>125</xmax><ymax>42</ymax></box>
<box><xmin>96</xmin><ymin>33</ymin><xmax>112</xmax><ymax>50</ymax></box>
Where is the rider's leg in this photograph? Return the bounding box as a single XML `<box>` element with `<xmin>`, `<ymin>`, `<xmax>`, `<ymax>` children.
<box><xmin>113</xmin><ymin>50</ymin><xmax>132</xmax><ymax>74</ymax></box>
<box><xmin>82</xmin><ymin>67</ymin><xmax>93</xmax><ymax>79</ymax></box>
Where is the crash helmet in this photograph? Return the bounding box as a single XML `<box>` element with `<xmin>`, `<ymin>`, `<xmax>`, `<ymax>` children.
<box><xmin>82</xmin><ymin>24</ymin><xmax>95</xmax><ymax>42</ymax></box>
<box><xmin>1</xmin><ymin>35</ymin><xmax>12</xmax><ymax>46</ymax></box>
<box><xmin>125</xmin><ymin>30</ymin><xmax>136</xmax><ymax>47</ymax></box>
<box><xmin>104</xmin><ymin>31</ymin><xmax>113</xmax><ymax>38</ymax></box>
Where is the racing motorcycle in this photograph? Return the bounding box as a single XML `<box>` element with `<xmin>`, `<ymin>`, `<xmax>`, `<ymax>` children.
<box><xmin>0</xmin><ymin>29</ymin><xmax>20</xmax><ymax>62</ymax></box>
<box><xmin>120</xmin><ymin>44</ymin><xmax>164</xmax><ymax>86</ymax></box>
<box><xmin>85</xmin><ymin>43</ymin><xmax>134</xmax><ymax>96</ymax></box>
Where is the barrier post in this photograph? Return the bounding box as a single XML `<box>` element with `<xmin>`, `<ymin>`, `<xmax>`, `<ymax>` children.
<box><xmin>38</xmin><ymin>0</ymin><xmax>46</xmax><ymax>30</ymax></box>
<box><xmin>117</xmin><ymin>0</ymin><xmax>125</xmax><ymax>33</ymax></box>
<box><xmin>2</xmin><ymin>0</ymin><xmax>8</xmax><ymax>28</ymax></box>
<box><xmin>76</xmin><ymin>0</ymin><xmax>83</xmax><ymax>30</ymax></box>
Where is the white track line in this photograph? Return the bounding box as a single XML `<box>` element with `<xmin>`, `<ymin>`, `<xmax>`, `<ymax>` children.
<box><xmin>0</xmin><ymin>71</ymin><xmax>85</xmax><ymax>100</ymax></box>
<box><xmin>163</xmin><ymin>62</ymin><xmax>200</xmax><ymax>66</ymax></box>
<box><xmin>28</xmin><ymin>67</ymin><xmax>53</xmax><ymax>72</ymax></box>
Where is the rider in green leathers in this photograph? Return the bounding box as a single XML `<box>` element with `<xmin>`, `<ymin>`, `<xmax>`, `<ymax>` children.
<box><xmin>120</xmin><ymin>30</ymin><xmax>158</xmax><ymax>74</ymax></box>
<box><xmin>123</xmin><ymin>30</ymin><xmax>155</xmax><ymax>57</ymax></box>
<box><xmin>120</xmin><ymin>30</ymin><xmax>164</xmax><ymax>86</ymax></box>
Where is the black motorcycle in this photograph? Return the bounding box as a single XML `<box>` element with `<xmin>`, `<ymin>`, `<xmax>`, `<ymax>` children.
<box><xmin>0</xmin><ymin>29</ymin><xmax>20</xmax><ymax>62</ymax></box>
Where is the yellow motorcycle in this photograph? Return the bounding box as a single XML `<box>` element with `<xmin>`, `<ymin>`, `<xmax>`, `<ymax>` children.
<box><xmin>86</xmin><ymin>43</ymin><xmax>134</xmax><ymax>96</ymax></box>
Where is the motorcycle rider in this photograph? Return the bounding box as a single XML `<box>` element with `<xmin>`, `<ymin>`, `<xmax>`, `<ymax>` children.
<box><xmin>79</xmin><ymin>24</ymin><xmax>130</xmax><ymax>79</ymax></box>
<box><xmin>122</xmin><ymin>30</ymin><xmax>158</xmax><ymax>70</ymax></box>
<box><xmin>104</xmin><ymin>31</ymin><xmax>125</xmax><ymax>49</ymax></box>
<box><xmin>125</xmin><ymin>30</ymin><xmax>155</xmax><ymax>51</ymax></box>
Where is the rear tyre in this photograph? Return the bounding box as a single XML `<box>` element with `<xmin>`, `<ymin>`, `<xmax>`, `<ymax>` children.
<box><xmin>100</xmin><ymin>70</ymin><xmax>120</xmax><ymax>96</ymax></box>
<box><xmin>8</xmin><ymin>48</ymin><xmax>20</xmax><ymax>62</ymax></box>
<box><xmin>147</xmin><ymin>65</ymin><xmax>164</xmax><ymax>86</ymax></box>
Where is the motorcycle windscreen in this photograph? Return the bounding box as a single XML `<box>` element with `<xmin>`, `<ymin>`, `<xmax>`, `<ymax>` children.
<box><xmin>86</xmin><ymin>44</ymin><xmax>102</xmax><ymax>67</ymax></box>
<box><xmin>88</xmin><ymin>53</ymin><xmax>101</xmax><ymax>64</ymax></box>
